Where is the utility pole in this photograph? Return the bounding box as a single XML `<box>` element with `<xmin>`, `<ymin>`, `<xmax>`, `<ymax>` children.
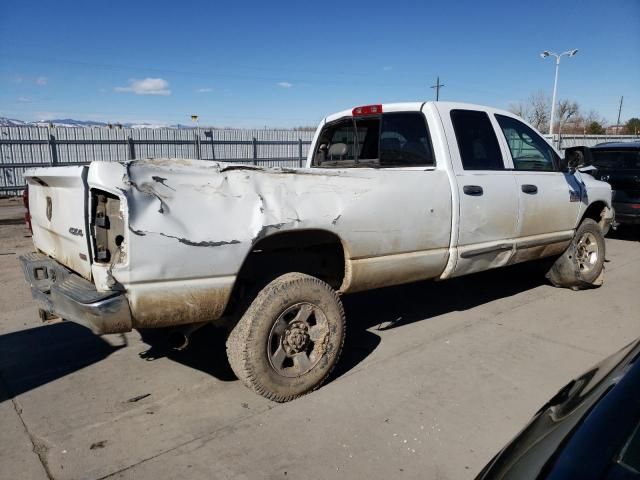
<box><xmin>431</xmin><ymin>76</ymin><xmax>445</xmax><ymax>101</ymax></box>
<box><xmin>616</xmin><ymin>96</ymin><xmax>624</xmax><ymax>134</ymax></box>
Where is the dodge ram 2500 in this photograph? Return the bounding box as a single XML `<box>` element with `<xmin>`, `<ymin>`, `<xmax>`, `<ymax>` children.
<box><xmin>20</xmin><ymin>102</ymin><xmax>614</xmax><ymax>401</ymax></box>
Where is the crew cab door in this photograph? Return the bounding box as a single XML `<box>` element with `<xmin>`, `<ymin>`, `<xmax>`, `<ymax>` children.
<box><xmin>444</xmin><ymin>108</ymin><xmax>519</xmax><ymax>276</ymax></box>
<box><xmin>494</xmin><ymin>114</ymin><xmax>581</xmax><ymax>255</ymax></box>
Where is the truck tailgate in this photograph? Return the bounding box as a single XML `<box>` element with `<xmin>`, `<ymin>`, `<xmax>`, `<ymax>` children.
<box><xmin>25</xmin><ymin>166</ymin><xmax>92</xmax><ymax>280</ymax></box>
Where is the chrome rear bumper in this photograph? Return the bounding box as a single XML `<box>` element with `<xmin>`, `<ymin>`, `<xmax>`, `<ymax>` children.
<box><xmin>20</xmin><ymin>252</ymin><xmax>132</xmax><ymax>334</ymax></box>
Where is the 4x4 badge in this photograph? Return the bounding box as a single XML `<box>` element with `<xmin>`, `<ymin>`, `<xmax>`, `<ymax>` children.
<box><xmin>569</xmin><ymin>190</ymin><xmax>580</xmax><ymax>202</ymax></box>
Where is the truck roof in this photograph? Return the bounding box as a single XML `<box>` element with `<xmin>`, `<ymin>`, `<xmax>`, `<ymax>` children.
<box><xmin>323</xmin><ymin>101</ymin><xmax>517</xmax><ymax>124</ymax></box>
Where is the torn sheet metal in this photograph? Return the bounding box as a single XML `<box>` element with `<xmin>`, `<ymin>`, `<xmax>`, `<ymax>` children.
<box><xmin>86</xmin><ymin>158</ymin><xmax>453</xmax><ymax>327</ymax></box>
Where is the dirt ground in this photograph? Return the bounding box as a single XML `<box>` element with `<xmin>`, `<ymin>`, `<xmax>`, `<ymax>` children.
<box><xmin>1</xmin><ymin>200</ymin><xmax>639</xmax><ymax>479</ymax></box>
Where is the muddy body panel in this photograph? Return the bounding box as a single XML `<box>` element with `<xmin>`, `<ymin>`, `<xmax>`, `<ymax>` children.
<box><xmin>78</xmin><ymin>157</ymin><xmax>453</xmax><ymax>329</ymax></box>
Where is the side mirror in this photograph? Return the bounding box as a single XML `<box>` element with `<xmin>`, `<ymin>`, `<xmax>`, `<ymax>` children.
<box><xmin>563</xmin><ymin>146</ymin><xmax>591</xmax><ymax>171</ymax></box>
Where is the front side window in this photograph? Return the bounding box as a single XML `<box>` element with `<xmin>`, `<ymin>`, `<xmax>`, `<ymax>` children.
<box><xmin>451</xmin><ymin>110</ymin><xmax>504</xmax><ymax>170</ymax></box>
<box><xmin>313</xmin><ymin>111</ymin><xmax>434</xmax><ymax>167</ymax></box>
<box><xmin>495</xmin><ymin>114</ymin><xmax>558</xmax><ymax>171</ymax></box>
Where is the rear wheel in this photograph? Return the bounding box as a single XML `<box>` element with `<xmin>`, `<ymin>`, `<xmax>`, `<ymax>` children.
<box><xmin>226</xmin><ymin>272</ymin><xmax>345</xmax><ymax>402</ymax></box>
<box><xmin>546</xmin><ymin>218</ymin><xmax>605</xmax><ymax>290</ymax></box>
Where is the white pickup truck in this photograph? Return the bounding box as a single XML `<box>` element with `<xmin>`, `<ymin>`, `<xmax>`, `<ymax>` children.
<box><xmin>21</xmin><ymin>102</ymin><xmax>614</xmax><ymax>401</ymax></box>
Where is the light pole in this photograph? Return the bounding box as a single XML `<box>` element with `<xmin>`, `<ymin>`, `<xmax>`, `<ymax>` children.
<box><xmin>540</xmin><ymin>49</ymin><xmax>578</xmax><ymax>135</ymax></box>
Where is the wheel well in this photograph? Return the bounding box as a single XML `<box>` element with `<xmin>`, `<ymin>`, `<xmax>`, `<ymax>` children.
<box><xmin>223</xmin><ymin>229</ymin><xmax>346</xmax><ymax>317</ymax></box>
<box><xmin>581</xmin><ymin>201</ymin><xmax>607</xmax><ymax>225</ymax></box>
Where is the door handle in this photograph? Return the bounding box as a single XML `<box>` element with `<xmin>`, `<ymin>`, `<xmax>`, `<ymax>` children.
<box><xmin>521</xmin><ymin>184</ymin><xmax>538</xmax><ymax>194</ymax></box>
<box><xmin>463</xmin><ymin>185</ymin><xmax>483</xmax><ymax>196</ymax></box>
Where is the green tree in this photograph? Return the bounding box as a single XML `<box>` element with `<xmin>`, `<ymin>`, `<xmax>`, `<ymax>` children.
<box><xmin>586</xmin><ymin>121</ymin><xmax>605</xmax><ymax>134</ymax></box>
<box><xmin>625</xmin><ymin>117</ymin><xmax>640</xmax><ymax>135</ymax></box>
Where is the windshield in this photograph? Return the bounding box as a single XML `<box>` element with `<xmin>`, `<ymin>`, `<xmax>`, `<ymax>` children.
<box><xmin>591</xmin><ymin>149</ymin><xmax>640</xmax><ymax>170</ymax></box>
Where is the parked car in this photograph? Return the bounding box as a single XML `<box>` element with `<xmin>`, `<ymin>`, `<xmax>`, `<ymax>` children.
<box><xmin>20</xmin><ymin>102</ymin><xmax>613</xmax><ymax>401</ymax></box>
<box><xmin>589</xmin><ymin>141</ymin><xmax>640</xmax><ymax>226</ymax></box>
<box><xmin>476</xmin><ymin>337</ymin><xmax>640</xmax><ymax>479</ymax></box>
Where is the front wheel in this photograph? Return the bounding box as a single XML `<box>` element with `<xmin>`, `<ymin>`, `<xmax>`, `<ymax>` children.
<box><xmin>226</xmin><ymin>273</ymin><xmax>346</xmax><ymax>402</ymax></box>
<box><xmin>546</xmin><ymin>218</ymin><xmax>606</xmax><ymax>290</ymax></box>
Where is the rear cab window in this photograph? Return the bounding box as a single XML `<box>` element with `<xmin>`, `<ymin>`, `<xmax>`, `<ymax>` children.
<box><xmin>313</xmin><ymin>111</ymin><xmax>434</xmax><ymax>168</ymax></box>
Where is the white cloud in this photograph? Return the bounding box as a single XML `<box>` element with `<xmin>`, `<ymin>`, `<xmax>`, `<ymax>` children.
<box><xmin>35</xmin><ymin>76</ymin><xmax>48</xmax><ymax>86</ymax></box>
<box><xmin>114</xmin><ymin>78</ymin><xmax>171</xmax><ymax>96</ymax></box>
<box><xmin>17</xmin><ymin>96</ymin><xmax>32</xmax><ymax>103</ymax></box>
<box><xmin>277</xmin><ymin>82</ymin><xmax>293</xmax><ymax>88</ymax></box>
<box><xmin>196</xmin><ymin>87</ymin><xmax>213</xmax><ymax>93</ymax></box>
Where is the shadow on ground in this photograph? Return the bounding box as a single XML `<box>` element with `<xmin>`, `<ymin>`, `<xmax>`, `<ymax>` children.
<box><xmin>0</xmin><ymin>261</ymin><xmax>552</xmax><ymax>399</ymax></box>
<box><xmin>138</xmin><ymin>260</ymin><xmax>552</xmax><ymax>385</ymax></box>
<box><xmin>0</xmin><ymin>322</ymin><xmax>125</xmax><ymax>401</ymax></box>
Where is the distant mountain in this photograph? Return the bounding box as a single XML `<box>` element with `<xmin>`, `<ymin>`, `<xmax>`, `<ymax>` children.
<box><xmin>0</xmin><ymin>117</ymin><xmax>29</xmax><ymax>127</ymax></box>
<box><xmin>34</xmin><ymin>118</ymin><xmax>110</xmax><ymax>128</ymax></box>
<box><xmin>0</xmin><ymin>117</ymin><xmax>174</xmax><ymax>129</ymax></box>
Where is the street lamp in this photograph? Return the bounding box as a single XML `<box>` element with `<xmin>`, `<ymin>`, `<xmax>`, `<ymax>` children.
<box><xmin>540</xmin><ymin>49</ymin><xmax>578</xmax><ymax>135</ymax></box>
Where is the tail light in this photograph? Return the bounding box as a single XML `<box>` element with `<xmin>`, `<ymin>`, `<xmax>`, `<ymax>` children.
<box><xmin>91</xmin><ymin>190</ymin><xmax>124</xmax><ymax>263</ymax></box>
<box><xmin>22</xmin><ymin>187</ymin><xmax>32</xmax><ymax>233</ymax></box>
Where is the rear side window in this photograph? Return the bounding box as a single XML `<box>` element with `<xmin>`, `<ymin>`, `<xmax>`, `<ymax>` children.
<box><xmin>313</xmin><ymin>112</ymin><xmax>434</xmax><ymax>167</ymax></box>
<box><xmin>451</xmin><ymin>110</ymin><xmax>504</xmax><ymax>170</ymax></box>
<box><xmin>495</xmin><ymin>114</ymin><xmax>558</xmax><ymax>171</ymax></box>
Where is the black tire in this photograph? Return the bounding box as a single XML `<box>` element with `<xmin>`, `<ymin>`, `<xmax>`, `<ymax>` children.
<box><xmin>546</xmin><ymin>218</ymin><xmax>606</xmax><ymax>290</ymax></box>
<box><xmin>226</xmin><ymin>272</ymin><xmax>346</xmax><ymax>402</ymax></box>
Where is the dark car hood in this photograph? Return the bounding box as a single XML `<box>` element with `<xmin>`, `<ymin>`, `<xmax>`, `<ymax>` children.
<box><xmin>477</xmin><ymin>338</ymin><xmax>640</xmax><ymax>480</ymax></box>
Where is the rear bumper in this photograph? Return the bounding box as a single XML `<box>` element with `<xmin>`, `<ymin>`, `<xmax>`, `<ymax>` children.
<box><xmin>20</xmin><ymin>252</ymin><xmax>132</xmax><ymax>334</ymax></box>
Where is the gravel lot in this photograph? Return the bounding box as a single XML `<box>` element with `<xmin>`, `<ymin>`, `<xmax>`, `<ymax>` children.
<box><xmin>1</xmin><ymin>197</ymin><xmax>639</xmax><ymax>480</ymax></box>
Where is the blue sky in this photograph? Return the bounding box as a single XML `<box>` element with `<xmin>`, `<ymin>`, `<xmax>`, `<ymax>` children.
<box><xmin>1</xmin><ymin>0</ymin><xmax>638</xmax><ymax>127</ymax></box>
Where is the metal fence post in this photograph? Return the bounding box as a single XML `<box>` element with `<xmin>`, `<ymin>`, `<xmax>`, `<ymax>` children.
<box><xmin>195</xmin><ymin>129</ymin><xmax>201</xmax><ymax>160</ymax></box>
<box><xmin>127</xmin><ymin>137</ymin><xmax>136</xmax><ymax>160</ymax></box>
<box><xmin>298</xmin><ymin>138</ymin><xmax>303</xmax><ymax>167</ymax></box>
<box><xmin>252</xmin><ymin>137</ymin><xmax>258</xmax><ymax>165</ymax></box>
<box><xmin>208</xmin><ymin>131</ymin><xmax>216</xmax><ymax>160</ymax></box>
<box><xmin>49</xmin><ymin>134</ymin><xmax>58</xmax><ymax>166</ymax></box>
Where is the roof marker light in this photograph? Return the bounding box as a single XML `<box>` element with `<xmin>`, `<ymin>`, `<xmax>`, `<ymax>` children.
<box><xmin>352</xmin><ymin>104</ymin><xmax>383</xmax><ymax>116</ymax></box>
